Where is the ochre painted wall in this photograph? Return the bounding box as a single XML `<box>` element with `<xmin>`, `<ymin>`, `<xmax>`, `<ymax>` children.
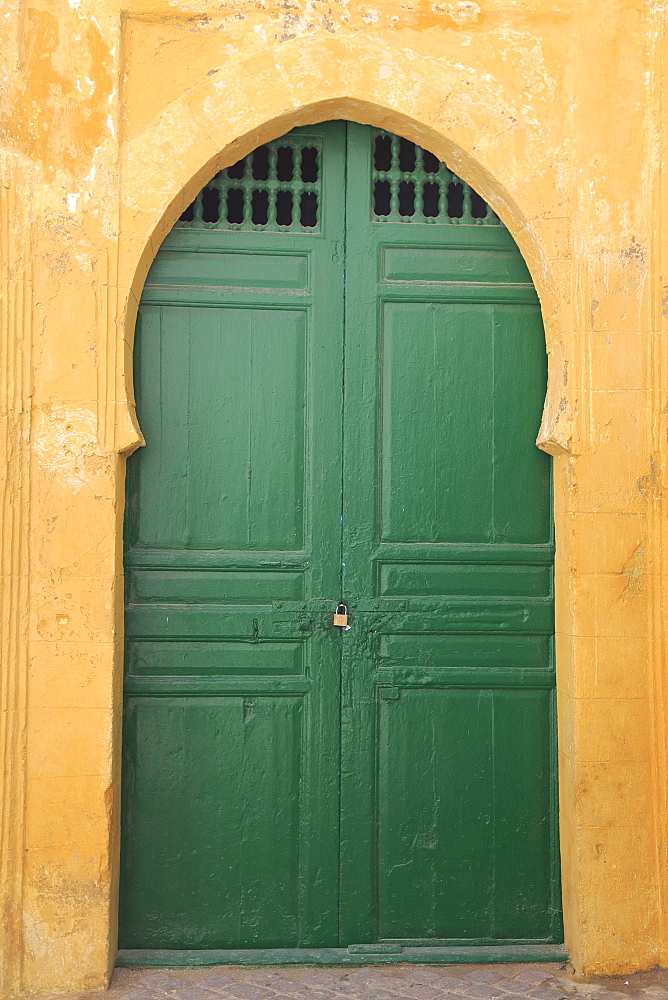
<box><xmin>1</xmin><ymin>0</ymin><xmax>668</xmax><ymax>992</ymax></box>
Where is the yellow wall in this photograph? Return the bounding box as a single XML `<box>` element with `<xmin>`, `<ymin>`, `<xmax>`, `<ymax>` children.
<box><xmin>1</xmin><ymin>0</ymin><xmax>668</xmax><ymax>992</ymax></box>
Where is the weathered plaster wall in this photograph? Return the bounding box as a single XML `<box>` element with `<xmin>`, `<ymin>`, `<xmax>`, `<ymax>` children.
<box><xmin>1</xmin><ymin>0</ymin><xmax>667</xmax><ymax>993</ymax></box>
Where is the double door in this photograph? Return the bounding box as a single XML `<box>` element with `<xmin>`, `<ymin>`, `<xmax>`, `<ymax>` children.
<box><xmin>120</xmin><ymin>121</ymin><xmax>560</xmax><ymax>954</ymax></box>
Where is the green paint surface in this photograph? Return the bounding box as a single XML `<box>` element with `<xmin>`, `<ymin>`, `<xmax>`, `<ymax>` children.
<box><xmin>120</xmin><ymin>122</ymin><xmax>560</xmax><ymax>953</ymax></box>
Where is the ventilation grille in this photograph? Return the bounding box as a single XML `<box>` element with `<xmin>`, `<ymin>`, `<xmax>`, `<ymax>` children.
<box><xmin>177</xmin><ymin>138</ymin><xmax>321</xmax><ymax>232</ymax></box>
<box><xmin>372</xmin><ymin>132</ymin><xmax>500</xmax><ymax>226</ymax></box>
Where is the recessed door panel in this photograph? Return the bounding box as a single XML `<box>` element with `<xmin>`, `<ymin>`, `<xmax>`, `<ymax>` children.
<box><xmin>131</xmin><ymin>304</ymin><xmax>307</xmax><ymax>551</ymax></box>
<box><xmin>380</xmin><ymin>300</ymin><xmax>496</xmax><ymax>543</ymax></box>
<box><xmin>121</xmin><ymin>695</ymin><xmax>304</xmax><ymax>948</ymax></box>
<box><xmin>379</xmin><ymin>300</ymin><xmax>550</xmax><ymax>545</ymax></box>
<box><xmin>377</xmin><ymin>687</ymin><xmax>554</xmax><ymax>941</ymax></box>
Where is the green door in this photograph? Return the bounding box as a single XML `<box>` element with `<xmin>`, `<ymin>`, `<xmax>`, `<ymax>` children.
<box><xmin>120</xmin><ymin>122</ymin><xmax>561</xmax><ymax>957</ymax></box>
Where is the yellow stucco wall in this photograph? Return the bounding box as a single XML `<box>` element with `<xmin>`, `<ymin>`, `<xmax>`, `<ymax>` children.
<box><xmin>1</xmin><ymin>0</ymin><xmax>668</xmax><ymax>992</ymax></box>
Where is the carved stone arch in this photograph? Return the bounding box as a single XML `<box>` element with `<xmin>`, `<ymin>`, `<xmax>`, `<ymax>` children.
<box><xmin>118</xmin><ymin>36</ymin><xmax>573</xmax><ymax>459</ymax></box>
<box><xmin>117</xmin><ymin>80</ymin><xmax>571</xmax><ymax>948</ymax></box>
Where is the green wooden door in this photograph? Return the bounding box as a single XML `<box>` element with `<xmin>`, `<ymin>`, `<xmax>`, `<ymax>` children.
<box><xmin>120</xmin><ymin>122</ymin><xmax>561</xmax><ymax>956</ymax></box>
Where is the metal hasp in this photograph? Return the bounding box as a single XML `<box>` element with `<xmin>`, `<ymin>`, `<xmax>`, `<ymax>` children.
<box><xmin>120</xmin><ymin>121</ymin><xmax>559</xmax><ymax>959</ymax></box>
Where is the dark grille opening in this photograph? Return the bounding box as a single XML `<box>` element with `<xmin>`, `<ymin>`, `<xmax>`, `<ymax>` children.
<box><xmin>226</xmin><ymin>188</ymin><xmax>244</xmax><ymax>225</ymax></box>
<box><xmin>201</xmin><ymin>186</ymin><xmax>220</xmax><ymax>224</ymax></box>
<box><xmin>399</xmin><ymin>138</ymin><xmax>416</xmax><ymax>173</ymax></box>
<box><xmin>276</xmin><ymin>147</ymin><xmax>294</xmax><ymax>182</ymax></box>
<box><xmin>300</xmin><ymin>192</ymin><xmax>318</xmax><ymax>228</ymax></box>
<box><xmin>423</xmin><ymin>181</ymin><xmax>440</xmax><ymax>218</ymax></box>
<box><xmin>251</xmin><ymin>189</ymin><xmax>269</xmax><ymax>226</ymax></box>
<box><xmin>398</xmin><ymin>180</ymin><xmax>415</xmax><ymax>217</ymax></box>
<box><xmin>180</xmin><ymin>202</ymin><xmax>195</xmax><ymax>223</ymax></box>
<box><xmin>447</xmin><ymin>181</ymin><xmax>464</xmax><ymax>219</ymax></box>
<box><xmin>374</xmin><ymin>134</ymin><xmax>392</xmax><ymax>172</ymax></box>
<box><xmin>276</xmin><ymin>190</ymin><xmax>293</xmax><ymax>226</ymax></box>
<box><xmin>422</xmin><ymin>149</ymin><xmax>440</xmax><ymax>173</ymax></box>
<box><xmin>301</xmin><ymin>147</ymin><xmax>319</xmax><ymax>183</ymax></box>
<box><xmin>252</xmin><ymin>145</ymin><xmax>270</xmax><ymax>181</ymax></box>
<box><xmin>227</xmin><ymin>159</ymin><xmax>244</xmax><ymax>180</ymax></box>
<box><xmin>374</xmin><ymin>179</ymin><xmax>391</xmax><ymax>217</ymax></box>
<box><xmin>471</xmin><ymin>190</ymin><xmax>488</xmax><ymax>219</ymax></box>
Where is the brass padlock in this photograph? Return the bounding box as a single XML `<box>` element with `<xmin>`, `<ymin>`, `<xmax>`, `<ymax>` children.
<box><xmin>333</xmin><ymin>602</ymin><xmax>349</xmax><ymax>627</ymax></box>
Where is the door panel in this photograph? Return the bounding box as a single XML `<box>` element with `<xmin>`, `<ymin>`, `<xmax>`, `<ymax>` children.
<box><xmin>122</xmin><ymin>695</ymin><xmax>304</xmax><ymax>948</ymax></box>
<box><xmin>378</xmin><ymin>300</ymin><xmax>549</xmax><ymax>544</ymax></box>
<box><xmin>339</xmin><ymin>123</ymin><xmax>558</xmax><ymax>945</ymax></box>
<box><xmin>121</xmin><ymin>123</ymin><xmax>346</xmax><ymax>949</ymax></box>
<box><xmin>121</xmin><ymin>121</ymin><xmax>560</xmax><ymax>955</ymax></box>
<box><xmin>131</xmin><ymin>304</ymin><xmax>307</xmax><ymax>550</ymax></box>
<box><xmin>377</xmin><ymin>688</ymin><xmax>554</xmax><ymax>941</ymax></box>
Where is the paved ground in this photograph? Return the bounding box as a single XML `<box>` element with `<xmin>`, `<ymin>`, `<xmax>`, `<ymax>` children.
<box><xmin>37</xmin><ymin>963</ymin><xmax>668</xmax><ymax>1000</ymax></box>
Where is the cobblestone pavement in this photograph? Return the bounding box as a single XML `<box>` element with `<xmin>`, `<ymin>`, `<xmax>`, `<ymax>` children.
<box><xmin>39</xmin><ymin>963</ymin><xmax>668</xmax><ymax>1000</ymax></box>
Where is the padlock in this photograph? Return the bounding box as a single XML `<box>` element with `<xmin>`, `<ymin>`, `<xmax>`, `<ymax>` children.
<box><xmin>333</xmin><ymin>602</ymin><xmax>349</xmax><ymax>627</ymax></box>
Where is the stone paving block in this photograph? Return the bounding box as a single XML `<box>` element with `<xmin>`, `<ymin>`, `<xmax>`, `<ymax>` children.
<box><xmin>173</xmin><ymin>987</ymin><xmax>223</xmax><ymax>1000</ymax></box>
<box><xmin>225</xmin><ymin>984</ymin><xmax>277</xmax><ymax>1000</ymax></box>
<box><xmin>343</xmin><ymin>976</ymin><xmax>382</xmax><ymax>987</ymax></box>
<box><xmin>513</xmin><ymin>974</ymin><xmax>554</xmax><ymax>987</ymax></box>
<box><xmin>194</xmin><ymin>975</ymin><xmax>238</xmax><ymax>989</ymax></box>
<box><xmin>139</xmin><ymin>976</ymin><xmax>190</xmax><ymax>993</ymax></box>
<box><xmin>407</xmin><ymin>972</ymin><xmax>444</xmax><ymax>984</ymax></box>
<box><xmin>401</xmin><ymin>987</ymin><xmax>443</xmax><ymax>999</ymax></box>
<box><xmin>494</xmin><ymin>986</ymin><xmax>534</xmax><ymax>996</ymax></box>
<box><xmin>372</xmin><ymin>977</ymin><xmax>412</xmax><ymax>990</ymax></box>
<box><xmin>643</xmin><ymin>991</ymin><xmax>668</xmax><ymax>998</ymax></box>
<box><xmin>463</xmin><ymin>986</ymin><xmax>507</xmax><ymax>999</ymax></box>
<box><xmin>466</xmin><ymin>973</ymin><xmax>507</xmax><ymax>985</ymax></box>
<box><xmin>121</xmin><ymin>990</ymin><xmax>164</xmax><ymax>1000</ymax></box>
<box><xmin>496</xmin><ymin>995</ymin><xmax>541</xmax><ymax>1000</ymax></box>
<box><xmin>357</xmin><ymin>991</ymin><xmax>401</xmax><ymax>1000</ymax></box>
<box><xmin>524</xmin><ymin>990</ymin><xmax>566</xmax><ymax>1000</ymax></box>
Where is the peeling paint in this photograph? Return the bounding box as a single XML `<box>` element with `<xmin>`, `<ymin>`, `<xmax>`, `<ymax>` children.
<box><xmin>620</xmin><ymin>543</ymin><xmax>646</xmax><ymax>602</ymax></box>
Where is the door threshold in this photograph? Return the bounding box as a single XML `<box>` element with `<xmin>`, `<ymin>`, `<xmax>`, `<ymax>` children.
<box><xmin>116</xmin><ymin>944</ymin><xmax>568</xmax><ymax>967</ymax></box>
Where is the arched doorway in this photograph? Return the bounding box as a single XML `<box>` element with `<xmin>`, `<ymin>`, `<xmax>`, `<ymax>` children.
<box><xmin>119</xmin><ymin>121</ymin><xmax>561</xmax><ymax>960</ymax></box>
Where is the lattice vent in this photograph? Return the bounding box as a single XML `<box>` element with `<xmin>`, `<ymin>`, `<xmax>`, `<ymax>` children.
<box><xmin>372</xmin><ymin>132</ymin><xmax>501</xmax><ymax>226</ymax></box>
<box><xmin>177</xmin><ymin>138</ymin><xmax>321</xmax><ymax>232</ymax></box>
